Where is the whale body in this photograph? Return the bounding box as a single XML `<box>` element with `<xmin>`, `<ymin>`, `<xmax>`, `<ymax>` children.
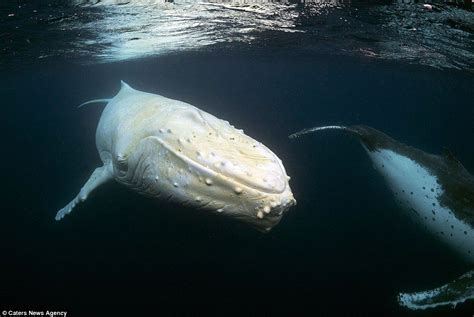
<box><xmin>55</xmin><ymin>81</ymin><xmax>296</xmax><ymax>232</ymax></box>
<box><xmin>290</xmin><ymin>125</ymin><xmax>474</xmax><ymax>309</ymax></box>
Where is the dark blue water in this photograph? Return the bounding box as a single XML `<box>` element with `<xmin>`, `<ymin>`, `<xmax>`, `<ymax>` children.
<box><xmin>1</xmin><ymin>2</ymin><xmax>474</xmax><ymax>316</ymax></box>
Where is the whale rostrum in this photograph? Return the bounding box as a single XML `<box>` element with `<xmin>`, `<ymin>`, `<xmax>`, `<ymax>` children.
<box><xmin>290</xmin><ymin>124</ymin><xmax>474</xmax><ymax>310</ymax></box>
<box><xmin>55</xmin><ymin>81</ymin><xmax>296</xmax><ymax>232</ymax></box>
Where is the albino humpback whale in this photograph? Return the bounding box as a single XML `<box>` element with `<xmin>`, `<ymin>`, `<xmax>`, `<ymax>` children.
<box><xmin>290</xmin><ymin>125</ymin><xmax>474</xmax><ymax>310</ymax></box>
<box><xmin>55</xmin><ymin>81</ymin><xmax>296</xmax><ymax>232</ymax></box>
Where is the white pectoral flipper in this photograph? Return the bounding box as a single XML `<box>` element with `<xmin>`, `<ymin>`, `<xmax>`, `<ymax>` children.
<box><xmin>55</xmin><ymin>164</ymin><xmax>113</xmax><ymax>221</ymax></box>
<box><xmin>398</xmin><ymin>270</ymin><xmax>474</xmax><ymax>310</ymax></box>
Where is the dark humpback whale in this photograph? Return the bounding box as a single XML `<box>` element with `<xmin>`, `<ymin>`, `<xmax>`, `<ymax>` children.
<box><xmin>290</xmin><ymin>125</ymin><xmax>474</xmax><ymax>310</ymax></box>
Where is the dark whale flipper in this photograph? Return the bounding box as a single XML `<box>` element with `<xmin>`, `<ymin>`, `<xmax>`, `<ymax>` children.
<box><xmin>289</xmin><ymin>125</ymin><xmax>359</xmax><ymax>139</ymax></box>
<box><xmin>399</xmin><ymin>270</ymin><xmax>474</xmax><ymax>310</ymax></box>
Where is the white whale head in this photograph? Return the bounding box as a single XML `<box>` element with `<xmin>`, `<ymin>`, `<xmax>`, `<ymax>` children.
<box><xmin>102</xmin><ymin>82</ymin><xmax>296</xmax><ymax>232</ymax></box>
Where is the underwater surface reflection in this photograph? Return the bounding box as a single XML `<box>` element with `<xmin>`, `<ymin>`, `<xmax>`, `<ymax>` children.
<box><xmin>1</xmin><ymin>0</ymin><xmax>473</xmax><ymax>70</ymax></box>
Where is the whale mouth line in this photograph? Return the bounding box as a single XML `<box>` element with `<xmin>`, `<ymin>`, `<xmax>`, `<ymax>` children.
<box><xmin>142</xmin><ymin>135</ymin><xmax>287</xmax><ymax>195</ymax></box>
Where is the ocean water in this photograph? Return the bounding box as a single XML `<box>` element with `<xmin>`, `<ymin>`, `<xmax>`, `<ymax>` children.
<box><xmin>1</xmin><ymin>1</ymin><xmax>474</xmax><ymax>316</ymax></box>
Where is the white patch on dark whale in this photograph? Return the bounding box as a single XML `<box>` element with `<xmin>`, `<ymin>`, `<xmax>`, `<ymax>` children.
<box><xmin>366</xmin><ymin>147</ymin><xmax>474</xmax><ymax>262</ymax></box>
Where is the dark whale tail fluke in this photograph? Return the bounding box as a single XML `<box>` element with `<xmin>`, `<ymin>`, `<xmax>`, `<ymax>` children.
<box><xmin>289</xmin><ymin>125</ymin><xmax>359</xmax><ymax>139</ymax></box>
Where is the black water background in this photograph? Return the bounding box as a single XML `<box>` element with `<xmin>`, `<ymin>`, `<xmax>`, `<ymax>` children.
<box><xmin>1</xmin><ymin>49</ymin><xmax>474</xmax><ymax>316</ymax></box>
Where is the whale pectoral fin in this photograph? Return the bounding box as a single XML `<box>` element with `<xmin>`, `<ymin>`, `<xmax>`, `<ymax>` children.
<box><xmin>398</xmin><ymin>270</ymin><xmax>474</xmax><ymax>310</ymax></box>
<box><xmin>55</xmin><ymin>164</ymin><xmax>113</xmax><ymax>221</ymax></box>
